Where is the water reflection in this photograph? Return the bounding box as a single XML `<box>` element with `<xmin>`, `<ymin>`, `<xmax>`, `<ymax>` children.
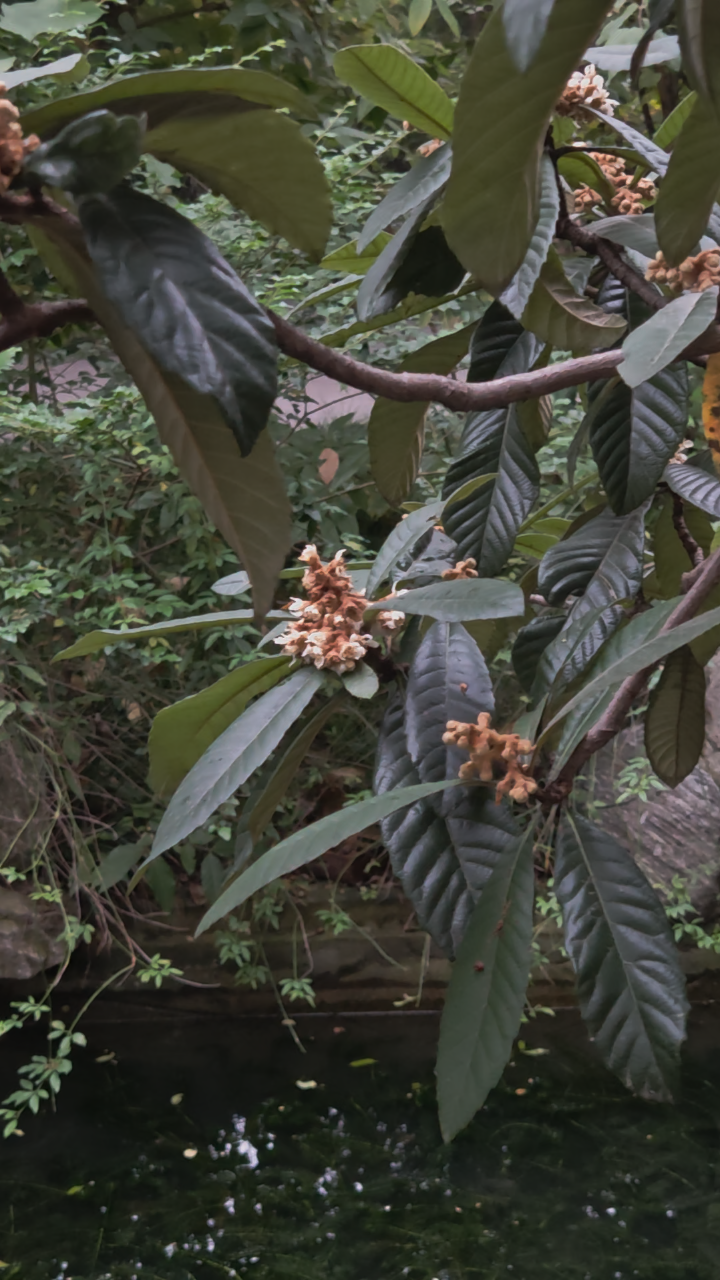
<box><xmin>1</xmin><ymin>1007</ymin><xmax>720</xmax><ymax>1277</ymax></box>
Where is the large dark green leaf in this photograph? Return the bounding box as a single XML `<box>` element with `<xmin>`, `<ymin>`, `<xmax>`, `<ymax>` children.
<box><xmin>534</xmin><ymin>506</ymin><xmax>647</xmax><ymax>696</ymax></box>
<box><xmin>53</xmin><ymin>609</ymin><xmax>280</xmax><ymax>660</ymax></box>
<box><xmin>358</xmin><ymin>207</ymin><xmax>464</xmax><ymax>322</ymax></box>
<box><xmin>442</xmin><ymin>0</ymin><xmax>614</xmax><ymax>293</ymax></box>
<box><xmin>522</xmin><ymin>248</ymin><xmax>627</xmax><ymax>354</ymax></box>
<box><xmin>368</xmin><ymin>578</ymin><xmax>525</xmax><ymax>622</ymax></box>
<box><xmin>437</xmin><ymin>822</ymin><xmax>536</xmax><ymax>1141</ymax></box>
<box><xmin>22</xmin><ymin>66</ymin><xmax>316</xmax><ymax>136</ymax></box>
<box><xmin>79</xmin><ymin>186</ymin><xmax>278</xmax><ymax>457</ymax></box>
<box><xmin>368</xmin><ymin>326</ymin><xmax>475</xmax><ymax>506</ymax></box>
<box><xmin>333</xmin><ymin>45</ymin><xmax>454</xmax><ymax>139</ymax></box>
<box><xmin>554</xmin><ymin>812</ymin><xmax>689</xmax><ymax>1101</ymax></box>
<box><xmin>144</xmin><ymin>110</ymin><xmax>332</xmax><ymax>259</ymax></box>
<box><xmin>589</xmin><ymin>365</ymin><xmax>689</xmax><ymax>515</ymax></box>
<box><xmin>405</xmin><ymin>622</ymin><xmax>494</xmax><ymax>806</ymax></box>
<box><xmin>620</xmin><ymin>288</ymin><xmax>719</xmax><ymax>389</ymax></box>
<box><xmin>645</xmin><ymin>645</ymin><xmax>706</xmax><ymax>786</ymax></box>
<box><xmin>589</xmin><ymin>213</ymin><xmax>660</xmax><ymax>258</ymax></box>
<box><xmin>244</xmin><ymin>696</ymin><xmax>342</xmax><ymax>843</ymax></box>
<box><xmin>24</xmin><ymin>109</ymin><xmax>144</xmax><ymax>194</ymax></box>
<box><xmin>502</xmin><ymin>0</ymin><xmax>556</xmax><ymax>73</ymax></box>
<box><xmin>0</xmin><ymin>0</ymin><xmax>101</xmax><ymax>40</ymax></box>
<box><xmin>146</xmin><ymin>667</ymin><xmax>324</xmax><ymax>862</ymax></box>
<box><xmin>664</xmin><ymin>460</ymin><xmax>720</xmax><ymax>517</ymax></box>
<box><xmin>512</xmin><ymin>614</ymin><xmax>566</xmax><ymax>693</ymax></box>
<box><xmin>677</xmin><ymin>0</ymin><xmax>720</xmax><ymax>112</ymax></box>
<box><xmin>357</xmin><ymin>143</ymin><xmax>452</xmax><ymax>253</ymax></box>
<box><xmin>500</xmin><ymin>155</ymin><xmax>560</xmax><ymax>320</ymax></box>
<box><xmin>365</xmin><ymin>501</ymin><xmax>443</xmax><ymax>600</ymax></box>
<box><xmin>375</xmin><ymin>693</ymin><xmax>473</xmax><ymax>957</ymax></box>
<box><xmin>656</xmin><ymin>95</ymin><xmax>720</xmax><ymax>264</ymax></box>
<box><xmin>443</xmin><ymin>406</ymin><xmax>540</xmax><ymax>576</ymax></box>
<box><xmin>148</xmin><ymin>656</ymin><xmax>292</xmax><ymax>798</ymax></box>
<box><xmin>538</xmin><ymin>509</ymin><xmax>619</xmax><ymax>606</ymax></box>
<box><xmin>196</xmin><ymin>776</ymin><xmax>459</xmax><ymax>936</ymax></box>
<box><xmin>465</xmin><ymin>301</ymin><xmax>529</xmax><ymax>382</ymax></box>
<box><xmin>446</xmin><ymin>790</ymin><xmax>525</xmax><ymax>895</ymax></box>
<box><xmin>30</xmin><ymin>220</ymin><xmax>290</xmax><ymax>618</ymax></box>
<box><xmin>588</xmin><ymin>109</ymin><xmax>670</xmax><ymax>175</ymax></box>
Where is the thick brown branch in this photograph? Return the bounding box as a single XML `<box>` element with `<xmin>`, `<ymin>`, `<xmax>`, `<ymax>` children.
<box><xmin>0</xmin><ymin>298</ymin><xmax>94</xmax><ymax>350</ymax></box>
<box><xmin>559</xmin><ymin>214</ymin><xmax>665</xmax><ymax>313</ymax></box>
<box><xmin>556</xmin><ymin>545</ymin><xmax>720</xmax><ymax>788</ymax></box>
<box><xmin>0</xmin><ymin>267</ymin><xmax>23</xmax><ymax>318</ymax></box>
<box><xmin>672</xmin><ymin>492</ymin><xmax>704</xmax><ymax>569</ymax></box>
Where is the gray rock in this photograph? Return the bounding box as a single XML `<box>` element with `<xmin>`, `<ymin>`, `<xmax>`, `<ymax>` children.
<box><xmin>0</xmin><ymin>887</ymin><xmax>65</xmax><ymax>979</ymax></box>
<box><xmin>0</xmin><ymin>731</ymin><xmax>53</xmax><ymax>868</ymax></box>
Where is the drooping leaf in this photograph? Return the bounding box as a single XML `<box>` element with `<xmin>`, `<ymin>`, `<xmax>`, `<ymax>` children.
<box><xmin>148</xmin><ymin>656</ymin><xmax>292</xmax><ymax>797</ymax></box>
<box><xmin>442</xmin><ymin>406</ymin><xmax>540</xmax><ymax>576</ymax></box>
<box><xmin>534</xmin><ymin>506</ymin><xmax>647</xmax><ymax>696</ymax></box>
<box><xmin>243</xmin><ymin>696</ymin><xmax>341</xmax><ymax>843</ymax></box>
<box><xmin>502</xmin><ymin>0</ymin><xmax>556</xmax><ymax>73</ymax></box>
<box><xmin>653</xmin><ymin>90</ymin><xmax>698</xmax><ymax>150</ymax></box>
<box><xmin>677</xmin><ymin>0</ymin><xmax>720</xmax><ymax>109</ymax></box>
<box><xmin>145</xmin><ymin>858</ymin><xmax>176</xmax><ymax>915</ymax></box>
<box><xmin>0</xmin><ymin>0</ymin><xmax>102</xmax><ymax>40</ymax></box>
<box><xmin>554</xmin><ymin>812</ymin><xmax>689</xmax><ymax>1102</ymax></box>
<box><xmin>556</xmin><ymin>150</ymin><xmax>617</xmax><ymax>208</ymax></box>
<box><xmin>368</xmin><ymin>326</ymin><xmax>476</xmax><ymax>506</ymax></box>
<box><xmin>645</xmin><ymin>644</ymin><xmax>706</xmax><ymax>786</ymax></box>
<box><xmin>587</xmin><ymin>109</ymin><xmax>670</xmax><ymax>175</ymax></box>
<box><xmin>357</xmin><ymin>143</ymin><xmax>452</xmax><ymax>253</ymax></box>
<box><xmin>1</xmin><ymin>53</ymin><xmax>84</xmax><ymax>90</ymax></box>
<box><xmin>522</xmin><ymin>248</ymin><xmax>627</xmax><ymax>354</ymax></box>
<box><xmin>333</xmin><ymin>45</ymin><xmax>454</xmax><ymax>139</ymax></box>
<box><xmin>342</xmin><ymin>662</ymin><xmax>379</xmax><ymax>700</ymax></box>
<box><xmin>24</xmin><ymin>109</ymin><xmax>144</xmax><ymax>195</ymax></box>
<box><xmin>357</xmin><ymin>205</ymin><xmax>464</xmax><ymax>321</ymax></box>
<box><xmin>320</xmin><ymin>232</ymin><xmax>392</xmax><ymax>275</ymax></box>
<box><xmin>375</xmin><ymin>692</ymin><xmax>473</xmax><ymax>957</ymax></box>
<box><xmin>22</xmin><ymin>66</ymin><xmax>317</xmax><ymax>137</ymax></box>
<box><xmin>512</xmin><ymin>614</ymin><xmax>566</xmax><ymax>694</ymax></box>
<box><xmin>212</xmin><ymin>570</ymin><xmax>251</xmax><ymax>598</ymax></box>
<box><xmin>538</xmin><ymin>509</ymin><xmax>620</xmax><ymax>606</ymax></box>
<box><xmin>620</xmin><ymin>288</ymin><xmax>718</xmax><ymax>389</ymax></box>
<box><xmin>91</xmin><ymin>842</ymin><xmax>145</xmax><ymax>892</ymax></box>
<box><xmin>445</xmin><ymin>790</ymin><xmax>525</xmax><ymax>896</ymax></box>
<box><xmin>368</xmin><ymin>578</ymin><xmax>526</xmax><ymax>623</ymax></box>
<box><xmin>653</xmin><ymin>493</ymin><xmax>707</xmax><ymax>598</ymax></box>
<box><xmin>465</xmin><ymin>301</ymin><xmax>530</xmax><ymax>383</ymax></box>
<box><xmin>405</xmin><ymin>621</ymin><xmax>494</xmax><ymax>809</ymax></box>
<box><xmin>195</xmin><ymin>776</ymin><xmax>460</xmax><ymax>935</ymax></box>
<box><xmin>442</xmin><ymin>0</ymin><xmax>615</xmax><ymax>293</ymax></box>
<box><xmin>144</xmin><ymin>110</ymin><xmax>332</xmax><ymax>259</ymax></box>
<box><xmin>365</xmin><ymin>501</ymin><xmax>444</xmax><ymax>600</ymax></box>
<box><xmin>146</xmin><ymin>667</ymin><xmax>324</xmax><ymax>863</ymax></box>
<box><xmin>54</xmin><ymin>609</ymin><xmax>283</xmax><ymax>660</ymax></box>
<box><xmin>589</xmin><ymin>213</ymin><xmax>660</xmax><ymax>258</ymax></box>
<box><xmin>664</xmin><ymin>459</ymin><xmax>720</xmax><ymax>516</ymax></box>
<box><xmin>500</xmin><ymin>155</ymin><xmax>560</xmax><ymax>320</ymax></box>
<box><xmin>408</xmin><ymin>0</ymin><xmax>433</xmax><ymax>36</ymax></box>
<box><xmin>589</xmin><ymin>364</ymin><xmax>689</xmax><ymax>515</ymax></box>
<box><xmin>437</xmin><ymin>822</ymin><xmax>536</xmax><ymax>1142</ymax></box>
<box><xmin>78</xmin><ymin>186</ymin><xmax>278</xmax><ymax>457</ymax></box>
<box><xmin>587</xmin><ymin>35</ymin><xmax>680</xmax><ymax>70</ymax></box>
<box><xmin>655</xmin><ymin>95</ymin><xmax>720</xmax><ymax>265</ymax></box>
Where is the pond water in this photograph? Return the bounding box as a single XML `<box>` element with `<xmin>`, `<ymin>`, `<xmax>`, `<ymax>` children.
<box><xmin>2</xmin><ymin>1001</ymin><xmax>720</xmax><ymax>1279</ymax></box>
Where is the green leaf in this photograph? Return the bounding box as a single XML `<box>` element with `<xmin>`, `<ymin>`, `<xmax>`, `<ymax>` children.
<box><xmin>656</xmin><ymin>96</ymin><xmax>720</xmax><ymax>265</ymax></box>
<box><xmin>538</xmin><ymin>508</ymin><xmax>619</xmax><ymax>606</ymax></box>
<box><xmin>443</xmin><ymin>406</ymin><xmax>540</xmax><ymax>576</ymax></box>
<box><xmin>677</xmin><ymin>0</ymin><xmax>720</xmax><ymax>108</ymax></box>
<box><xmin>24</xmin><ymin>110</ymin><xmax>144</xmax><ymax>195</ymax></box>
<box><xmin>653</xmin><ymin>90</ymin><xmax>698</xmax><ymax>150</ymax></box>
<box><xmin>342</xmin><ymin>662</ymin><xmax>379</xmax><ymax>699</ymax></box>
<box><xmin>442</xmin><ymin>0</ymin><xmax>615</xmax><ymax>294</ymax></box>
<box><xmin>91</xmin><ymin>843</ymin><xmax>144</xmax><ymax>892</ymax></box>
<box><xmin>512</xmin><ymin>614</ymin><xmax>566</xmax><ymax>694</ymax></box>
<box><xmin>365</xmin><ymin>501</ymin><xmax>444</xmax><ymax>600</ymax></box>
<box><xmin>645</xmin><ymin>644</ymin><xmax>706</xmax><ymax>786</ymax></box>
<box><xmin>500</xmin><ymin>155</ymin><xmax>560</xmax><ymax>321</ymax></box>
<box><xmin>146</xmin><ymin>667</ymin><xmax>324</xmax><ymax>864</ymax></box>
<box><xmin>201</xmin><ymin>853</ymin><xmax>226</xmax><ymax>905</ymax></box>
<box><xmin>554</xmin><ymin>812</ymin><xmax>689</xmax><ymax>1102</ymax></box>
<box><xmin>53</xmin><ymin>610</ymin><xmax>280</xmax><ymax>661</ymax></box>
<box><xmin>587</xmin><ymin>35</ymin><xmax>680</xmax><ymax>70</ymax></box>
<box><xmin>620</xmin><ymin>288</ymin><xmax>719</xmax><ymax>388</ymax></box>
<box><xmin>333</xmin><ymin>44</ymin><xmax>454</xmax><ymax>139</ymax></box>
<box><xmin>502</xmin><ymin>0</ymin><xmax>556</xmax><ymax>73</ymax></box>
<box><xmin>436</xmin><ymin>822</ymin><xmax>536</xmax><ymax>1142</ymax></box>
<box><xmin>145</xmin><ymin>858</ymin><xmax>176</xmax><ymax>914</ymax></box>
<box><xmin>79</xmin><ymin>186</ymin><xmax>278</xmax><ymax>457</ymax></box>
<box><xmin>144</xmin><ymin>110</ymin><xmax>332</xmax><ymax>260</ymax></box>
<box><xmin>466</xmin><ymin>300</ymin><xmax>532</xmax><ymax>383</ymax></box>
<box><xmin>590</xmin><ymin>365</ymin><xmax>689</xmax><ymax>515</ymax></box>
<box><xmin>408</xmin><ymin>0</ymin><xmax>432</xmax><ymax>36</ymax></box>
<box><xmin>368</xmin><ymin>325</ymin><xmax>475</xmax><ymax>506</ymax></box>
<box><xmin>664</xmin><ymin>460</ymin><xmax>720</xmax><ymax>517</ymax></box>
<box><xmin>212</xmin><ymin>570</ymin><xmax>250</xmax><ymax>598</ymax></box>
<box><xmin>320</xmin><ymin>232</ymin><xmax>392</xmax><ymax>275</ymax></box>
<box><xmin>556</xmin><ymin>151</ymin><xmax>617</xmax><ymax>208</ymax></box>
<box><xmin>589</xmin><ymin>213</ymin><xmax>660</xmax><ymax>258</ymax></box>
<box><xmin>369</xmin><ymin>578</ymin><xmax>525</xmax><ymax>623</ymax></box>
<box><xmin>522</xmin><ymin>248</ymin><xmax>627</xmax><ymax>354</ymax></box>
<box><xmin>2</xmin><ymin>53</ymin><xmax>84</xmax><ymax>89</ymax></box>
<box><xmin>148</xmin><ymin>656</ymin><xmax>292</xmax><ymax>797</ymax></box>
<box><xmin>357</xmin><ymin>205</ymin><xmax>464</xmax><ymax>321</ymax></box>
<box><xmin>544</xmin><ymin>599</ymin><xmax>720</xmax><ymax>732</ymax></box>
<box><xmin>22</xmin><ymin>67</ymin><xmax>316</xmax><ymax>138</ymax></box>
<box><xmin>375</xmin><ymin>692</ymin><xmax>472</xmax><ymax>956</ymax></box>
<box><xmin>244</xmin><ymin>696</ymin><xmax>341</xmax><ymax>843</ymax></box>
<box><xmin>588</xmin><ymin>109</ymin><xmax>670</xmax><ymax>175</ymax></box>
<box><xmin>357</xmin><ymin>142</ymin><xmax>452</xmax><ymax>253</ymax></box>
<box><xmin>405</xmin><ymin>621</ymin><xmax>494</xmax><ymax>803</ymax></box>
<box><xmin>195</xmin><ymin>777</ymin><xmax>460</xmax><ymax>935</ymax></box>
<box><xmin>0</xmin><ymin>0</ymin><xmax>101</xmax><ymax>39</ymax></box>
<box><xmin>534</xmin><ymin>507</ymin><xmax>647</xmax><ymax>696</ymax></box>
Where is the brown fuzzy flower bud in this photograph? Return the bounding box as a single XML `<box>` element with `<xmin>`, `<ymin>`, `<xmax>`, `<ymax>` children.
<box><xmin>556</xmin><ymin>65</ymin><xmax>617</xmax><ymax>124</ymax></box>
<box><xmin>646</xmin><ymin>248</ymin><xmax>720</xmax><ymax>294</ymax></box>
<box><xmin>441</xmin><ymin>558</ymin><xmax>479</xmax><ymax>581</ymax></box>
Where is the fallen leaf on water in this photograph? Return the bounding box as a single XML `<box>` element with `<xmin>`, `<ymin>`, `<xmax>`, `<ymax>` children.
<box><xmin>350</xmin><ymin>1058</ymin><xmax>378</xmax><ymax>1068</ymax></box>
<box><xmin>295</xmin><ymin>1079</ymin><xmax>318</xmax><ymax>1090</ymax></box>
<box><xmin>183</xmin><ymin>1147</ymin><xmax>198</xmax><ymax>1159</ymax></box>
<box><xmin>170</xmin><ymin>1093</ymin><xmax>183</xmax><ymax>1106</ymax></box>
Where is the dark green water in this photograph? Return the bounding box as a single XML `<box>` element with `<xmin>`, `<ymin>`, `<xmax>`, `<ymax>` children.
<box><xmin>2</xmin><ymin>1002</ymin><xmax>720</xmax><ymax>1279</ymax></box>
